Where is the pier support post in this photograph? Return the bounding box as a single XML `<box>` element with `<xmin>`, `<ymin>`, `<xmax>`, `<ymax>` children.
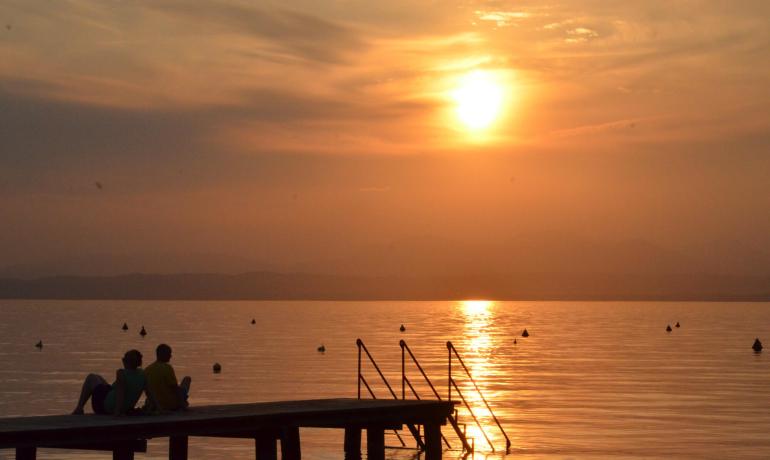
<box><xmin>112</xmin><ymin>447</ymin><xmax>134</xmax><ymax>460</ymax></box>
<box><xmin>424</xmin><ymin>423</ymin><xmax>442</xmax><ymax>460</ymax></box>
<box><xmin>15</xmin><ymin>447</ymin><xmax>36</xmax><ymax>460</ymax></box>
<box><xmin>343</xmin><ymin>427</ymin><xmax>361</xmax><ymax>460</ymax></box>
<box><xmin>169</xmin><ymin>436</ymin><xmax>188</xmax><ymax>460</ymax></box>
<box><xmin>280</xmin><ymin>426</ymin><xmax>301</xmax><ymax>460</ymax></box>
<box><xmin>366</xmin><ymin>427</ymin><xmax>385</xmax><ymax>460</ymax></box>
<box><xmin>255</xmin><ymin>430</ymin><xmax>278</xmax><ymax>460</ymax></box>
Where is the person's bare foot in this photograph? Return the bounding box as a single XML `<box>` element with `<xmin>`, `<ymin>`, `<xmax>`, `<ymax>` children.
<box><xmin>71</xmin><ymin>408</ymin><xmax>84</xmax><ymax>415</ymax></box>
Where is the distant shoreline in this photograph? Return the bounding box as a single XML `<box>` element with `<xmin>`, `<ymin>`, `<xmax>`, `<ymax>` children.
<box><xmin>1</xmin><ymin>271</ymin><xmax>768</xmax><ymax>302</ymax></box>
<box><xmin>1</xmin><ymin>297</ymin><xmax>769</xmax><ymax>302</ymax></box>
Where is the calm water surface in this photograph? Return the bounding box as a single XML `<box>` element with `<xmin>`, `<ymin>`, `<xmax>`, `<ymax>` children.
<box><xmin>1</xmin><ymin>300</ymin><xmax>770</xmax><ymax>459</ymax></box>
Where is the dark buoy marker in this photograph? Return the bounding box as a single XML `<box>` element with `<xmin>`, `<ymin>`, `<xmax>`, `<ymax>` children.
<box><xmin>666</xmin><ymin>325</ymin><xmax>672</xmax><ymax>332</ymax></box>
<box><xmin>35</xmin><ymin>340</ymin><xmax>43</xmax><ymax>349</ymax></box>
<box><xmin>251</xmin><ymin>318</ymin><xmax>256</xmax><ymax>325</ymax></box>
<box><xmin>522</xmin><ymin>329</ymin><xmax>529</xmax><ymax>338</ymax></box>
<box><xmin>514</xmin><ymin>339</ymin><xmax>517</xmax><ymax>345</ymax></box>
<box><xmin>400</xmin><ymin>324</ymin><xmax>406</xmax><ymax>332</ymax></box>
<box><xmin>140</xmin><ymin>326</ymin><xmax>147</xmax><ymax>337</ymax></box>
<box><xmin>213</xmin><ymin>363</ymin><xmax>222</xmax><ymax>373</ymax></box>
<box><xmin>122</xmin><ymin>322</ymin><xmax>128</xmax><ymax>331</ymax></box>
<box><xmin>675</xmin><ymin>322</ymin><xmax>680</xmax><ymax>328</ymax></box>
<box><xmin>753</xmin><ymin>338</ymin><xmax>763</xmax><ymax>353</ymax></box>
<box><xmin>317</xmin><ymin>344</ymin><xmax>326</xmax><ymax>353</ymax></box>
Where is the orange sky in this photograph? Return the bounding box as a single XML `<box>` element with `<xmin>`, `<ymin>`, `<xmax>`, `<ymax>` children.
<box><xmin>0</xmin><ymin>1</ymin><xmax>769</xmax><ymax>278</ymax></box>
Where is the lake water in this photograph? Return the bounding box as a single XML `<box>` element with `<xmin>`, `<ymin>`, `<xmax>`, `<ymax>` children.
<box><xmin>1</xmin><ymin>300</ymin><xmax>770</xmax><ymax>459</ymax></box>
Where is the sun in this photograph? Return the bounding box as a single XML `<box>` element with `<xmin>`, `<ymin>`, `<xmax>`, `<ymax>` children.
<box><xmin>451</xmin><ymin>70</ymin><xmax>505</xmax><ymax>131</ymax></box>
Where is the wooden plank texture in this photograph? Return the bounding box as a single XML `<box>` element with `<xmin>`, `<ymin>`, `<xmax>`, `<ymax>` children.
<box><xmin>0</xmin><ymin>399</ymin><xmax>453</xmax><ymax>449</ymax></box>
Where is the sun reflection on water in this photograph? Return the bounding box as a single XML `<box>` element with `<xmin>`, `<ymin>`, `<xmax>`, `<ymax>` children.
<box><xmin>454</xmin><ymin>300</ymin><xmax>510</xmax><ymax>455</ymax></box>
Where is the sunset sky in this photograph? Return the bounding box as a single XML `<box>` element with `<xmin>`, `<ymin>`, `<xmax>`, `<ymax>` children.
<box><xmin>1</xmin><ymin>1</ymin><xmax>769</xmax><ymax>279</ymax></box>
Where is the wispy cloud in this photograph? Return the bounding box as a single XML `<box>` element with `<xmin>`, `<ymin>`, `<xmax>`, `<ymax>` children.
<box><xmin>550</xmin><ymin>118</ymin><xmax>643</xmax><ymax>139</ymax></box>
<box><xmin>144</xmin><ymin>1</ymin><xmax>367</xmax><ymax>64</ymax></box>
<box><xmin>475</xmin><ymin>10</ymin><xmax>530</xmax><ymax>27</ymax></box>
<box><xmin>565</xmin><ymin>27</ymin><xmax>599</xmax><ymax>43</ymax></box>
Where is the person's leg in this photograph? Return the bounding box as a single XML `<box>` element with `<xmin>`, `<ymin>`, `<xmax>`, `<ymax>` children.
<box><xmin>72</xmin><ymin>374</ymin><xmax>107</xmax><ymax>414</ymax></box>
<box><xmin>179</xmin><ymin>376</ymin><xmax>191</xmax><ymax>408</ymax></box>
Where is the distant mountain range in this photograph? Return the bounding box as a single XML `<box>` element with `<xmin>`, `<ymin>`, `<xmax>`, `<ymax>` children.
<box><xmin>0</xmin><ymin>271</ymin><xmax>768</xmax><ymax>301</ymax></box>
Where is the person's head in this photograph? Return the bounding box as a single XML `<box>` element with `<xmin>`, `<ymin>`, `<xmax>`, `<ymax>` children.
<box><xmin>122</xmin><ymin>349</ymin><xmax>143</xmax><ymax>369</ymax></box>
<box><xmin>156</xmin><ymin>343</ymin><xmax>172</xmax><ymax>362</ymax></box>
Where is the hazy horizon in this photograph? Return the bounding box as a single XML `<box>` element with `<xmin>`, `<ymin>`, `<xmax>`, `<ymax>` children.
<box><xmin>2</xmin><ymin>1</ymin><xmax>769</xmax><ymax>286</ymax></box>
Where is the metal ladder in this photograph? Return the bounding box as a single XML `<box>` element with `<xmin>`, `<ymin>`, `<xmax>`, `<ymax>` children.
<box><xmin>400</xmin><ymin>339</ymin><xmax>474</xmax><ymax>454</ymax></box>
<box><xmin>356</xmin><ymin>339</ymin><xmax>421</xmax><ymax>450</ymax></box>
<box><xmin>356</xmin><ymin>338</ymin><xmax>511</xmax><ymax>455</ymax></box>
<box><xmin>447</xmin><ymin>340</ymin><xmax>511</xmax><ymax>453</ymax></box>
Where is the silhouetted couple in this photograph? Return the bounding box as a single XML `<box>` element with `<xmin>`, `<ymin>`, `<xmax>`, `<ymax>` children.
<box><xmin>72</xmin><ymin>344</ymin><xmax>191</xmax><ymax>415</ymax></box>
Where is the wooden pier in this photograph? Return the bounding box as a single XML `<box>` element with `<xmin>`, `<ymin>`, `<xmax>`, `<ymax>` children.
<box><xmin>0</xmin><ymin>398</ymin><xmax>454</xmax><ymax>460</ymax></box>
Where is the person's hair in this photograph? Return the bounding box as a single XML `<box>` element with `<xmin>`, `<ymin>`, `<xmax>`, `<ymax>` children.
<box><xmin>122</xmin><ymin>349</ymin><xmax>143</xmax><ymax>369</ymax></box>
<box><xmin>156</xmin><ymin>343</ymin><xmax>172</xmax><ymax>358</ymax></box>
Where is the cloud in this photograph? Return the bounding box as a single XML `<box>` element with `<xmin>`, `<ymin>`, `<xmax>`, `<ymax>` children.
<box><xmin>475</xmin><ymin>10</ymin><xmax>530</xmax><ymax>27</ymax></box>
<box><xmin>546</xmin><ymin>102</ymin><xmax>770</xmax><ymax>146</ymax></box>
<box><xmin>0</xmin><ymin>0</ymin><xmax>369</xmax><ymax>113</ymax></box>
<box><xmin>1</xmin><ymin>0</ymin><xmax>769</xmax><ymax>157</ymax></box>
<box><xmin>565</xmin><ymin>27</ymin><xmax>599</xmax><ymax>43</ymax></box>
<box><xmin>144</xmin><ymin>1</ymin><xmax>366</xmax><ymax>64</ymax></box>
<box><xmin>549</xmin><ymin>118</ymin><xmax>643</xmax><ymax>139</ymax></box>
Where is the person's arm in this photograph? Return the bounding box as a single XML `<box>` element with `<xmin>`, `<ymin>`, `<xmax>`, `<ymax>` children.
<box><xmin>168</xmin><ymin>367</ymin><xmax>187</xmax><ymax>409</ymax></box>
<box><xmin>144</xmin><ymin>380</ymin><xmax>161</xmax><ymax>414</ymax></box>
<box><xmin>113</xmin><ymin>369</ymin><xmax>126</xmax><ymax>416</ymax></box>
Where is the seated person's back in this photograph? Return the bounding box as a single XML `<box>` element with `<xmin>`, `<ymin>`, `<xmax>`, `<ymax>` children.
<box><xmin>103</xmin><ymin>366</ymin><xmax>146</xmax><ymax>414</ymax></box>
<box><xmin>144</xmin><ymin>344</ymin><xmax>190</xmax><ymax>411</ymax></box>
<box><xmin>72</xmin><ymin>349</ymin><xmax>150</xmax><ymax>415</ymax></box>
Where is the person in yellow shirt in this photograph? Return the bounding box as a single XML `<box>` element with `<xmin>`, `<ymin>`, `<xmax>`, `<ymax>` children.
<box><xmin>143</xmin><ymin>343</ymin><xmax>191</xmax><ymax>412</ymax></box>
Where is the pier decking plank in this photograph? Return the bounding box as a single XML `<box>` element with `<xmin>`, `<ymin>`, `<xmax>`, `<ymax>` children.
<box><xmin>0</xmin><ymin>398</ymin><xmax>453</xmax><ymax>459</ymax></box>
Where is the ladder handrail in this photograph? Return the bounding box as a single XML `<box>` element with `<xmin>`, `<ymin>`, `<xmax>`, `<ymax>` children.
<box><xmin>357</xmin><ymin>338</ymin><xmax>398</xmax><ymax>400</ymax></box>
<box><xmin>400</xmin><ymin>340</ymin><xmax>443</xmax><ymax>400</ymax></box>
<box><xmin>447</xmin><ymin>341</ymin><xmax>512</xmax><ymax>453</ymax></box>
<box><xmin>401</xmin><ymin>340</ymin><xmax>473</xmax><ymax>454</ymax></box>
<box><xmin>357</xmin><ymin>338</ymin><xmax>423</xmax><ymax>451</ymax></box>
<box><xmin>450</xmin><ymin>379</ymin><xmax>495</xmax><ymax>451</ymax></box>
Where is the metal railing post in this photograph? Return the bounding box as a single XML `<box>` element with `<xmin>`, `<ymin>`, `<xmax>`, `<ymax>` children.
<box><xmin>401</xmin><ymin>341</ymin><xmax>405</xmax><ymax>400</ymax></box>
<box><xmin>447</xmin><ymin>341</ymin><xmax>452</xmax><ymax>401</ymax></box>
<box><xmin>357</xmin><ymin>340</ymin><xmax>362</xmax><ymax>399</ymax></box>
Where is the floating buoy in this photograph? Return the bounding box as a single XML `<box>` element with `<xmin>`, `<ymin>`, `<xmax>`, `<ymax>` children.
<box><xmin>35</xmin><ymin>340</ymin><xmax>43</xmax><ymax>349</ymax></box>
<box><xmin>666</xmin><ymin>325</ymin><xmax>672</xmax><ymax>332</ymax></box>
<box><xmin>122</xmin><ymin>322</ymin><xmax>128</xmax><ymax>331</ymax></box>
<box><xmin>213</xmin><ymin>363</ymin><xmax>222</xmax><ymax>373</ymax></box>
<box><xmin>513</xmin><ymin>339</ymin><xmax>517</xmax><ymax>345</ymax></box>
<box><xmin>317</xmin><ymin>345</ymin><xmax>326</xmax><ymax>353</ymax></box>
<box><xmin>522</xmin><ymin>329</ymin><xmax>529</xmax><ymax>338</ymax></box>
<box><xmin>140</xmin><ymin>326</ymin><xmax>147</xmax><ymax>337</ymax></box>
<box><xmin>675</xmin><ymin>322</ymin><xmax>680</xmax><ymax>328</ymax></box>
<box><xmin>399</xmin><ymin>324</ymin><xmax>406</xmax><ymax>332</ymax></box>
<box><xmin>251</xmin><ymin>319</ymin><xmax>256</xmax><ymax>325</ymax></box>
<box><xmin>753</xmin><ymin>338</ymin><xmax>763</xmax><ymax>352</ymax></box>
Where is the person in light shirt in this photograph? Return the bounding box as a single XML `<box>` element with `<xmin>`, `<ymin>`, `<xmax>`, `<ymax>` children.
<box><xmin>143</xmin><ymin>343</ymin><xmax>191</xmax><ymax>412</ymax></box>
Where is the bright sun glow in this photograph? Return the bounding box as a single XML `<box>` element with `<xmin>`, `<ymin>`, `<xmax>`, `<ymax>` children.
<box><xmin>461</xmin><ymin>300</ymin><xmax>494</xmax><ymax>315</ymax></box>
<box><xmin>452</xmin><ymin>71</ymin><xmax>505</xmax><ymax>131</ymax></box>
